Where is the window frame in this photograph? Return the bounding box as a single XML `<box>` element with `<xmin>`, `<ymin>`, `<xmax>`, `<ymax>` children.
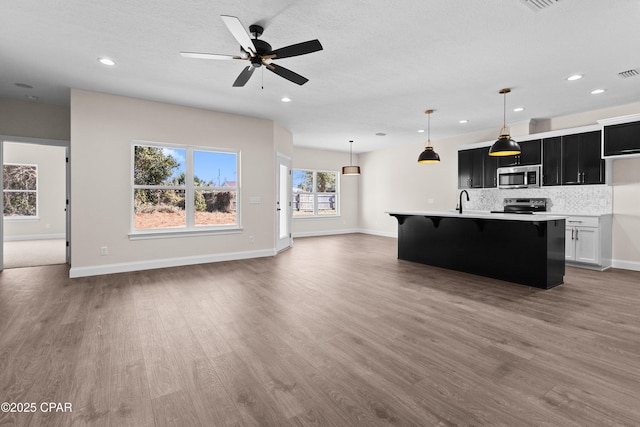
<box><xmin>130</xmin><ymin>140</ymin><xmax>241</xmax><ymax>239</ymax></box>
<box><xmin>292</xmin><ymin>168</ymin><xmax>340</xmax><ymax>219</ymax></box>
<box><xmin>3</xmin><ymin>162</ymin><xmax>39</xmax><ymax>220</ymax></box>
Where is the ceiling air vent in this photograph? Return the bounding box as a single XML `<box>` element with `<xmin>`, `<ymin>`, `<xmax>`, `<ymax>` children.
<box><xmin>520</xmin><ymin>0</ymin><xmax>561</xmax><ymax>12</ymax></box>
<box><xmin>618</xmin><ymin>68</ymin><xmax>639</xmax><ymax>79</ymax></box>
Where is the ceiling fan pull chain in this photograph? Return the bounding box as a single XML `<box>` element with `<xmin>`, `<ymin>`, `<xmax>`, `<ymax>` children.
<box><xmin>262</xmin><ymin>67</ymin><xmax>264</xmax><ymax>90</ymax></box>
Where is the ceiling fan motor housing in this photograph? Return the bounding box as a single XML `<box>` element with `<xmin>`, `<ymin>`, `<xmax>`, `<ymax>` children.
<box><xmin>251</xmin><ymin>39</ymin><xmax>272</xmax><ymax>56</ymax></box>
<box><xmin>249</xmin><ymin>38</ymin><xmax>272</xmax><ymax>67</ymax></box>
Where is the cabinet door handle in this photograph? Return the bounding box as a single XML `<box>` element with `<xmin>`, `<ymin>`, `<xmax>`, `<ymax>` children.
<box><xmin>571</xmin><ymin>229</ymin><xmax>574</xmax><ymax>240</ymax></box>
<box><xmin>577</xmin><ymin>172</ymin><xmax>581</xmax><ymax>183</ymax></box>
<box><xmin>568</xmin><ymin>220</ymin><xmax>583</xmax><ymax>224</ymax></box>
<box><xmin>575</xmin><ymin>229</ymin><xmax>579</xmax><ymax>240</ymax></box>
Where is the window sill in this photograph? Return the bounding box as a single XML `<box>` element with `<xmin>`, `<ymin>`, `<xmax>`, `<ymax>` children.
<box><xmin>129</xmin><ymin>226</ymin><xmax>243</xmax><ymax>240</ymax></box>
<box><xmin>3</xmin><ymin>216</ymin><xmax>40</xmax><ymax>222</ymax></box>
<box><xmin>293</xmin><ymin>215</ymin><xmax>341</xmax><ymax>220</ymax></box>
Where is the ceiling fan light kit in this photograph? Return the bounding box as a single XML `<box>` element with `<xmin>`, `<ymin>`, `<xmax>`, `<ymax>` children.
<box><xmin>180</xmin><ymin>15</ymin><xmax>323</xmax><ymax>87</ymax></box>
<box><xmin>489</xmin><ymin>88</ymin><xmax>522</xmax><ymax>157</ymax></box>
<box><xmin>417</xmin><ymin>109</ymin><xmax>441</xmax><ymax>164</ymax></box>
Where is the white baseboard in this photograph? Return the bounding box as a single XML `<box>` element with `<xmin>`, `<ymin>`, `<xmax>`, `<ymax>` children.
<box><xmin>612</xmin><ymin>259</ymin><xmax>640</xmax><ymax>272</ymax></box>
<box><xmin>357</xmin><ymin>228</ymin><xmax>398</xmax><ymax>238</ymax></box>
<box><xmin>69</xmin><ymin>248</ymin><xmax>277</xmax><ymax>278</ymax></box>
<box><xmin>4</xmin><ymin>234</ymin><xmax>66</xmax><ymax>242</ymax></box>
<box><xmin>292</xmin><ymin>228</ymin><xmax>360</xmax><ymax>238</ymax></box>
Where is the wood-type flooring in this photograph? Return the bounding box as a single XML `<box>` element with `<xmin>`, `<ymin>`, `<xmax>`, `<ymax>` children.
<box><xmin>1</xmin><ymin>233</ymin><xmax>639</xmax><ymax>426</ymax></box>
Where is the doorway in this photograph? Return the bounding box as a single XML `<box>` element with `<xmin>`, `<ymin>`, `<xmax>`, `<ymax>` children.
<box><xmin>1</xmin><ymin>137</ymin><xmax>70</xmax><ymax>270</ymax></box>
<box><xmin>276</xmin><ymin>153</ymin><xmax>292</xmax><ymax>252</ymax></box>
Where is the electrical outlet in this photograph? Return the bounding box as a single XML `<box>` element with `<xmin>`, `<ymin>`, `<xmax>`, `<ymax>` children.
<box><xmin>248</xmin><ymin>235</ymin><xmax>255</xmax><ymax>243</ymax></box>
<box><xmin>100</xmin><ymin>246</ymin><xmax>108</xmax><ymax>256</ymax></box>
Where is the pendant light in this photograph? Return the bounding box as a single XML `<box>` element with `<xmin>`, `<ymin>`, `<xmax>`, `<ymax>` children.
<box><xmin>417</xmin><ymin>109</ymin><xmax>441</xmax><ymax>164</ymax></box>
<box><xmin>489</xmin><ymin>88</ymin><xmax>521</xmax><ymax>156</ymax></box>
<box><xmin>342</xmin><ymin>140</ymin><xmax>361</xmax><ymax>175</ymax></box>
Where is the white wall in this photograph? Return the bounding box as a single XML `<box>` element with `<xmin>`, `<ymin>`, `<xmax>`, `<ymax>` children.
<box><xmin>0</xmin><ymin>97</ymin><xmax>70</xmax><ymax>140</ymax></box>
<box><xmin>358</xmin><ymin>102</ymin><xmax>640</xmax><ymax>271</ymax></box>
<box><xmin>3</xmin><ymin>142</ymin><xmax>66</xmax><ymax>240</ymax></box>
<box><xmin>69</xmin><ymin>89</ymin><xmax>291</xmax><ymax>277</ymax></box>
<box><xmin>359</xmin><ymin>127</ymin><xmax>497</xmax><ymax>236</ymax></box>
<box><xmin>611</xmin><ymin>157</ymin><xmax>640</xmax><ymax>269</ymax></box>
<box><xmin>292</xmin><ymin>147</ymin><xmax>359</xmax><ymax>237</ymax></box>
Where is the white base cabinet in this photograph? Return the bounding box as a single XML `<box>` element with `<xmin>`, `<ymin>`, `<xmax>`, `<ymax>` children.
<box><xmin>564</xmin><ymin>214</ymin><xmax>612</xmax><ymax>270</ymax></box>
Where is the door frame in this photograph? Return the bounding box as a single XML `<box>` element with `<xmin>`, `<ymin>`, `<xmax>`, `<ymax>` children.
<box><xmin>276</xmin><ymin>153</ymin><xmax>292</xmax><ymax>252</ymax></box>
<box><xmin>0</xmin><ymin>135</ymin><xmax>70</xmax><ymax>271</ymax></box>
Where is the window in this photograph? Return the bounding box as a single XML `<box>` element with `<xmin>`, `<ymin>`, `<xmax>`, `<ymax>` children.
<box><xmin>3</xmin><ymin>163</ymin><xmax>38</xmax><ymax>218</ymax></box>
<box><xmin>132</xmin><ymin>142</ymin><xmax>239</xmax><ymax>233</ymax></box>
<box><xmin>292</xmin><ymin>169</ymin><xmax>338</xmax><ymax>217</ymax></box>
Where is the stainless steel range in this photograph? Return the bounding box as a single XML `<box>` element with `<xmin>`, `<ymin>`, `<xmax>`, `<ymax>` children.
<box><xmin>491</xmin><ymin>198</ymin><xmax>548</xmax><ymax>214</ymax></box>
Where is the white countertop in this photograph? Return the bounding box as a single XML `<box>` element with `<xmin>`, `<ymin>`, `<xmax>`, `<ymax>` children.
<box><xmin>386</xmin><ymin>210</ymin><xmax>568</xmax><ymax>222</ymax></box>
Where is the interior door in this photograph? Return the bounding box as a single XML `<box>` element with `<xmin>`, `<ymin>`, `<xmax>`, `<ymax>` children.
<box><xmin>276</xmin><ymin>154</ymin><xmax>292</xmax><ymax>252</ymax></box>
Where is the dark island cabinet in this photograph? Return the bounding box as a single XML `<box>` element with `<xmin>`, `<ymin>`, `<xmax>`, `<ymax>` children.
<box><xmin>542</xmin><ymin>136</ymin><xmax>562</xmax><ymax>186</ymax></box>
<box><xmin>458</xmin><ymin>148</ymin><xmax>485</xmax><ymax>188</ymax></box>
<box><xmin>497</xmin><ymin>139</ymin><xmax>542</xmax><ymax>167</ymax></box>
<box><xmin>561</xmin><ymin>131</ymin><xmax>604</xmax><ymax>185</ymax></box>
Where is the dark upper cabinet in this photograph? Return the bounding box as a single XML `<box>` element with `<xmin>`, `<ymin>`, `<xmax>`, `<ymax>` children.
<box><xmin>483</xmin><ymin>153</ymin><xmax>498</xmax><ymax>188</ymax></box>
<box><xmin>542</xmin><ymin>136</ymin><xmax>562</xmax><ymax>186</ymax></box>
<box><xmin>458</xmin><ymin>148</ymin><xmax>486</xmax><ymax>188</ymax></box>
<box><xmin>458</xmin><ymin>150</ymin><xmax>472</xmax><ymax>189</ymax></box>
<box><xmin>497</xmin><ymin>139</ymin><xmax>542</xmax><ymax>167</ymax></box>
<box><xmin>603</xmin><ymin>120</ymin><xmax>640</xmax><ymax>157</ymax></box>
<box><xmin>561</xmin><ymin>131</ymin><xmax>605</xmax><ymax>185</ymax></box>
<box><xmin>580</xmin><ymin>131</ymin><xmax>606</xmax><ymax>184</ymax></box>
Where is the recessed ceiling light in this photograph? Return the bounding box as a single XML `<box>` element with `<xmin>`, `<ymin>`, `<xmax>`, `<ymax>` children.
<box><xmin>98</xmin><ymin>57</ymin><xmax>116</xmax><ymax>66</ymax></box>
<box><xmin>25</xmin><ymin>95</ymin><xmax>39</xmax><ymax>101</ymax></box>
<box><xmin>375</xmin><ymin>132</ymin><xmax>386</xmax><ymax>136</ymax></box>
<box><xmin>567</xmin><ymin>74</ymin><xmax>583</xmax><ymax>81</ymax></box>
<box><xmin>15</xmin><ymin>82</ymin><xmax>34</xmax><ymax>89</ymax></box>
<box><xmin>280</xmin><ymin>97</ymin><xmax>291</xmax><ymax>102</ymax></box>
<box><xmin>513</xmin><ymin>107</ymin><xmax>525</xmax><ymax>112</ymax></box>
<box><xmin>459</xmin><ymin>120</ymin><xmax>468</xmax><ymax>124</ymax></box>
<box><xmin>417</xmin><ymin>129</ymin><xmax>425</xmax><ymax>133</ymax></box>
<box><xmin>590</xmin><ymin>89</ymin><xmax>606</xmax><ymax>95</ymax></box>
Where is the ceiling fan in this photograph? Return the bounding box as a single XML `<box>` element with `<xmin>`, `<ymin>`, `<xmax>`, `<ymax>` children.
<box><xmin>180</xmin><ymin>15</ymin><xmax>323</xmax><ymax>87</ymax></box>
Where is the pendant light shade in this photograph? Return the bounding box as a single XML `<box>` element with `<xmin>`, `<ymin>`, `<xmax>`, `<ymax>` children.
<box><xmin>342</xmin><ymin>140</ymin><xmax>361</xmax><ymax>175</ymax></box>
<box><xmin>489</xmin><ymin>88</ymin><xmax>521</xmax><ymax>157</ymax></box>
<box><xmin>418</xmin><ymin>109</ymin><xmax>441</xmax><ymax>164</ymax></box>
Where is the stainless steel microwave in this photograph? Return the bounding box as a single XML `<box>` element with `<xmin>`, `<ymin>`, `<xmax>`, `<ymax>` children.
<box><xmin>497</xmin><ymin>165</ymin><xmax>541</xmax><ymax>189</ymax></box>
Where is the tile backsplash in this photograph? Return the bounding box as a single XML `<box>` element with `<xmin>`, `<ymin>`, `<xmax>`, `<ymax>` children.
<box><xmin>464</xmin><ymin>185</ymin><xmax>613</xmax><ymax>215</ymax></box>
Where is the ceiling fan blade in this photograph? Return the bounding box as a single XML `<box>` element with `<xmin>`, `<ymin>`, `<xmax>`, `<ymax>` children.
<box><xmin>270</xmin><ymin>39</ymin><xmax>323</xmax><ymax>59</ymax></box>
<box><xmin>179</xmin><ymin>51</ymin><xmax>242</xmax><ymax>60</ymax></box>
<box><xmin>266</xmin><ymin>63</ymin><xmax>309</xmax><ymax>85</ymax></box>
<box><xmin>221</xmin><ymin>15</ymin><xmax>255</xmax><ymax>56</ymax></box>
<box><xmin>233</xmin><ymin>66</ymin><xmax>255</xmax><ymax>87</ymax></box>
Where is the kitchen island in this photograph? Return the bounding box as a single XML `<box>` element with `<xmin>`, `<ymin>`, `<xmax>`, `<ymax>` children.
<box><xmin>387</xmin><ymin>211</ymin><xmax>566</xmax><ymax>289</ymax></box>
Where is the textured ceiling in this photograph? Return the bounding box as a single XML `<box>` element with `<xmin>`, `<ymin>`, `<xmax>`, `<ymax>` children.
<box><xmin>1</xmin><ymin>0</ymin><xmax>640</xmax><ymax>152</ymax></box>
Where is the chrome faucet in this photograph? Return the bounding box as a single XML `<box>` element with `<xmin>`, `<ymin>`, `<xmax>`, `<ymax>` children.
<box><xmin>458</xmin><ymin>190</ymin><xmax>469</xmax><ymax>214</ymax></box>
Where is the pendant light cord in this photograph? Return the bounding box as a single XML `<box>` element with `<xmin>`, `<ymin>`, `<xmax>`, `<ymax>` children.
<box><xmin>503</xmin><ymin>91</ymin><xmax>507</xmax><ymax>127</ymax></box>
<box><xmin>349</xmin><ymin>140</ymin><xmax>353</xmax><ymax>165</ymax></box>
<box><xmin>427</xmin><ymin>112</ymin><xmax>431</xmax><ymax>146</ymax></box>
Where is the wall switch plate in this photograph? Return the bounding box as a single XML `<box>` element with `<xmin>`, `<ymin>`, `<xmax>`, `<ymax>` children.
<box><xmin>100</xmin><ymin>246</ymin><xmax>108</xmax><ymax>256</ymax></box>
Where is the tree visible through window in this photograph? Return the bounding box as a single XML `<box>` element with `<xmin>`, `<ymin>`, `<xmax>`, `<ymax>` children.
<box><xmin>133</xmin><ymin>143</ymin><xmax>239</xmax><ymax>231</ymax></box>
<box><xmin>292</xmin><ymin>169</ymin><xmax>338</xmax><ymax>217</ymax></box>
<box><xmin>3</xmin><ymin>164</ymin><xmax>37</xmax><ymax>217</ymax></box>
